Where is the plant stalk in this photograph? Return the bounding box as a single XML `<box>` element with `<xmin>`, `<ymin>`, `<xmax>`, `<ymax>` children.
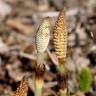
<box><xmin>35</xmin><ymin>64</ymin><xmax>45</xmax><ymax>96</ymax></box>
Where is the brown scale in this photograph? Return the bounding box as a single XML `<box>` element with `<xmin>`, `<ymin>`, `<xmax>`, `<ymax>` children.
<box><xmin>57</xmin><ymin>73</ymin><xmax>68</xmax><ymax>96</ymax></box>
<box><xmin>53</xmin><ymin>10</ymin><xmax>67</xmax><ymax>62</ymax></box>
<box><xmin>35</xmin><ymin>64</ymin><xmax>45</xmax><ymax>81</ymax></box>
<box><xmin>12</xmin><ymin>77</ymin><xmax>28</xmax><ymax>96</ymax></box>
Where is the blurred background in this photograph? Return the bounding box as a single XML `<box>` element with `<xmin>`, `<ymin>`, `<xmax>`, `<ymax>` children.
<box><xmin>0</xmin><ymin>0</ymin><xmax>96</xmax><ymax>96</ymax></box>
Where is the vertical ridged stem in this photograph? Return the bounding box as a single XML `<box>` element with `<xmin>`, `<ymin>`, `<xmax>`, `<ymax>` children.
<box><xmin>59</xmin><ymin>89</ymin><xmax>67</xmax><ymax>96</ymax></box>
<box><xmin>35</xmin><ymin>52</ymin><xmax>45</xmax><ymax>96</ymax></box>
<box><xmin>35</xmin><ymin>78</ymin><xmax>44</xmax><ymax>96</ymax></box>
<box><xmin>35</xmin><ymin>87</ymin><xmax>42</xmax><ymax>96</ymax></box>
<box><xmin>35</xmin><ymin>64</ymin><xmax>45</xmax><ymax>96</ymax></box>
<box><xmin>58</xmin><ymin>58</ymin><xmax>68</xmax><ymax>96</ymax></box>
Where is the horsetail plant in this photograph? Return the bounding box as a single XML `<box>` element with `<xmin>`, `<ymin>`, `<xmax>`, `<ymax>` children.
<box><xmin>35</xmin><ymin>17</ymin><xmax>50</xmax><ymax>96</ymax></box>
<box><xmin>78</xmin><ymin>68</ymin><xmax>92</xmax><ymax>93</ymax></box>
<box><xmin>36</xmin><ymin>17</ymin><xmax>50</xmax><ymax>65</ymax></box>
<box><xmin>53</xmin><ymin>9</ymin><xmax>68</xmax><ymax>96</ymax></box>
<box><xmin>53</xmin><ymin>9</ymin><xmax>67</xmax><ymax>74</ymax></box>
<box><xmin>74</xmin><ymin>68</ymin><xmax>92</xmax><ymax>96</ymax></box>
<box><xmin>12</xmin><ymin>77</ymin><xmax>28</xmax><ymax>96</ymax></box>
